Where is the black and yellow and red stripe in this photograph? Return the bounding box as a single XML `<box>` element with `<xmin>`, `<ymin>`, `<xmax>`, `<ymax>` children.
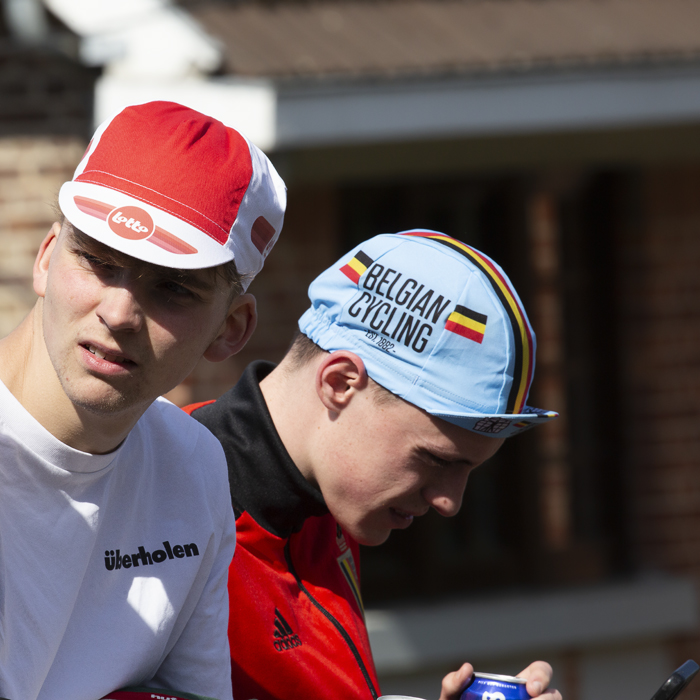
<box><xmin>400</xmin><ymin>230</ymin><xmax>534</xmax><ymax>415</ymax></box>
<box><xmin>337</xmin><ymin>550</ymin><xmax>364</xmax><ymax>614</ymax></box>
<box><xmin>340</xmin><ymin>250</ymin><xmax>373</xmax><ymax>284</ymax></box>
<box><xmin>445</xmin><ymin>305</ymin><xmax>487</xmax><ymax>343</ymax></box>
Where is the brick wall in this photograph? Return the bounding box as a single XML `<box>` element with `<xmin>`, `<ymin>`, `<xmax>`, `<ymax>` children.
<box><xmin>0</xmin><ymin>136</ymin><xmax>87</xmax><ymax>337</ymax></box>
<box><xmin>0</xmin><ymin>43</ymin><xmax>97</xmax><ymax>136</ymax></box>
<box><xmin>618</xmin><ymin>166</ymin><xmax>700</xmax><ymax>694</ymax></box>
<box><xmin>0</xmin><ymin>34</ymin><xmax>96</xmax><ymax>338</ymax></box>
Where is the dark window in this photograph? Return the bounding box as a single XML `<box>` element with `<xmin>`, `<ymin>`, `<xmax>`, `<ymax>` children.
<box><xmin>339</xmin><ymin>171</ymin><xmax>632</xmax><ymax>605</ymax></box>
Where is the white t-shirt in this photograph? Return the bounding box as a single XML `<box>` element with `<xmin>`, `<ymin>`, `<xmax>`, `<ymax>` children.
<box><xmin>0</xmin><ymin>380</ymin><xmax>236</xmax><ymax>700</ymax></box>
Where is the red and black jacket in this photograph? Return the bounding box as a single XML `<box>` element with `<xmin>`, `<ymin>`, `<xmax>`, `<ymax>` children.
<box><xmin>185</xmin><ymin>362</ymin><xmax>380</xmax><ymax>700</ymax></box>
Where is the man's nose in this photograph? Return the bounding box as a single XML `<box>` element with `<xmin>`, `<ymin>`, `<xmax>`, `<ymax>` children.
<box><xmin>96</xmin><ymin>282</ymin><xmax>145</xmax><ymax>333</ymax></box>
<box><xmin>423</xmin><ymin>468</ymin><xmax>472</xmax><ymax>518</ymax></box>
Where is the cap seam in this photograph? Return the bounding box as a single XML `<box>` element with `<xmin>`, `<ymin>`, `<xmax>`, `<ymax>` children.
<box><xmin>403</xmin><ymin>271</ymin><xmax>502</xmax><ymax>412</ymax></box>
<box><xmin>77</xmin><ymin>171</ymin><xmax>230</xmax><ymax>239</ymax></box>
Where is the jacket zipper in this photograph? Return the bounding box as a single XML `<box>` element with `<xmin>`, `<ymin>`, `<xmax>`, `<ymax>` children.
<box><xmin>284</xmin><ymin>541</ymin><xmax>379</xmax><ymax>699</ymax></box>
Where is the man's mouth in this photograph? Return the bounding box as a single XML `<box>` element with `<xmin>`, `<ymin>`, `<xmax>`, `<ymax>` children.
<box><xmin>84</xmin><ymin>344</ymin><xmax>130</xmax><ymax>365</ymax></box>
<box><xmin>390</xmin><ymin>508</ymin><xmax>415</xmax><ymax>523</ymax></box>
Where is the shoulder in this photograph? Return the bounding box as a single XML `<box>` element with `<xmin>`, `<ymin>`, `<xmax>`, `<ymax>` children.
<box><xmin>132</xmin><ymin>398</ymin><xmax>231</xmax><ymax>506</ymax></box>
<box><xmin>181</xmin><ymin>399</ymin><xmax>216</xmax><ymax>416</ymax></box>
<box><xmin>185</xmin><ymin>361</ymin><xmax>275</xmax><ymax>420</ymax></box>
<box><xmin>143</xmin><ymin>397</ymin><xmax>224</xmax><ymax>453</ymax></box>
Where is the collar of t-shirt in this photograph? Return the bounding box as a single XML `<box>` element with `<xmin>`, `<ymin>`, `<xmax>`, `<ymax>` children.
<box><xmin>0</xmin><ymin>378</ymin><xmax>124</xmax><ymax>474</ymax></box>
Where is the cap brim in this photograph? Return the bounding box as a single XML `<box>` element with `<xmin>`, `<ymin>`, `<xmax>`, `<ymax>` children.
<box><xmin>429</xmin><ymin>406</ymin><xmax>559</xmax><ymax>438</ymax></box>
<box><xmin>59</xmin><ymin>182</ymin><xmax>233</xmax><ymax>270</ymax></box>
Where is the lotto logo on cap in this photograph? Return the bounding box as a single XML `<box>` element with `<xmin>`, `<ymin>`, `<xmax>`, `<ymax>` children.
<box><xmin>108</xmin><ymin>207</ymin><xmax>153</xmax><ymax>240</ymax></box>
<box><xmin>59</xmin><ymin>101</ymin><xmax>286</xmax><ymax>286</ymax></box>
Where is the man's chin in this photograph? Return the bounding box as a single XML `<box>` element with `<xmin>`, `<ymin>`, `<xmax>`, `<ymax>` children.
<box><xmin>353</xmin><ymin>528</ymin><xmax>392</xmax><ymax>547</ymax></box>
<box><xmin>66</xmin><ymin>387</ymin><xmax>148</xmax><ymax>417</ymax></box>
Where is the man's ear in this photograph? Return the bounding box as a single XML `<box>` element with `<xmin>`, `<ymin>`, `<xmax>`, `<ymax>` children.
<box><xmin>315</xmin><ymin>351</ymin><xmax>369</xmax><ymax>414</ymax></box>
<box><xmin>32</xmin><ymin>222</ymin><xmax>61</xmax><ymax>298</ymax></box>
<box><xmin>203</xmin><ymin>293</ymin><xmax>258</xmax><ymax>362</ymax></box>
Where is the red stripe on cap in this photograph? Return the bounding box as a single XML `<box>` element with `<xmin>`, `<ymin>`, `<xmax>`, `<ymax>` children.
<box><xmin>73</xmin><ymin>195</ymin><xmax>197</xmax><ymax>255</ymax></box>
<box><xmin>445</xmin><ymin>319</ymin><xmax>485</xmax><ymax>343</ymax></box>
<box><xmin>251</xmin><ymin>216</ymin><xmax>275</xmax><ymax>254</ymax></box>
<box><xmin>150</xmin><ymin>227</ymin><xmax>198</xmax><ymax>255</ymax></box>
<box><xmin>76</xmin><ymin>102</ymin><xmax>253</xmax><ymax>246</ymax></box>
<box><xmin>340</xmin><ymin>263</ymin><xmax>361</xmax><ymax>284</ymax></box>
<box><xmin>401</xmin><ymin>230</ymin><xmax>534</xmax><ymax>414</ymax></box>
<box><xmin>74</xmin><ymin>196</ymin><xmax>112</xmax><ymax>221</ymax></box>
<box><xmin>457</xmin><ymin>243</ymin><xmax>534</xmax><ymax>413</ymax></box>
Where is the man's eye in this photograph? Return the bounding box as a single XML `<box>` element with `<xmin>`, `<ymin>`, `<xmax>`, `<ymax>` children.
<box><xmin>78</xmin><ymin>251</ymin><xmax>115</xmax><ymax>272</ymax></box>
<box><xmin>421</xmin><ymin>452</ymin><xmax>448</xmax><ymax>468</ymax></box>
<box><xmin>161</xmin><ymin>280</ymin><xmax>195</xmax><ymax>298</ymax></box>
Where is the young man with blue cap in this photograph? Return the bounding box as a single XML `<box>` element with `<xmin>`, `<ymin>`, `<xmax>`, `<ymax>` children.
<box><xmin>186</xmin><ymin>230</ymin><xmax>560</xmax><ymax>700</ymax></box>
<box><xmin>0</xmin><ymin>101</ymin><xmax>286</xmax><ymax>700</ymax></box>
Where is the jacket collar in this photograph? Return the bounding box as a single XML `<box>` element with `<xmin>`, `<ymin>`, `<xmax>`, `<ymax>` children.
<box><xmin>191</xmin><ymin>361</ymin><xmax>328</xmax><ymax>538</ymax></box>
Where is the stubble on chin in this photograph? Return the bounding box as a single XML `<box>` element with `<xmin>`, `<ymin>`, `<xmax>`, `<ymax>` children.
<box><xmin>52</xmin><ymin>359</ymin><xmax>149</xmax><ymax>417</ymax></box>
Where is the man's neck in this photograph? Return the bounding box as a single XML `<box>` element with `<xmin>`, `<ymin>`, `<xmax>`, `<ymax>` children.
<box><xmin>259</xmin><ymin>360</ymin><xmax>318</xmax><ymax>486</ymax></box>
<box><xmin>0</xmin><ymin>306</ymin><xmax>141</xmax><ymax>455</ymax></box>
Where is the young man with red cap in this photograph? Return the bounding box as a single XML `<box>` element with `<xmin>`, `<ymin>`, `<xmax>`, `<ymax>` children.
<box><xmin>186</xmin><ymin>231</ymin><xmax>562</xmax><ymax>700</ymax></box>
<box><xmin>0</xmin><ymin>101</ymin><xmax>285</xmax><ymax>700</ymax></box>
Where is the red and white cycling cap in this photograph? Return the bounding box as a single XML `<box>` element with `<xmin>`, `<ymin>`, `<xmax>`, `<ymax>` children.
<box><xmin>59</xmin><ymin>101</ymin><xmax>286</xmax><ymax>287</ymax></box>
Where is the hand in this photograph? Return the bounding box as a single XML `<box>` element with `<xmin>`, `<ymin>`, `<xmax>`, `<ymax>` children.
<box><xmin>516</xmin><ymin>660</ymin><xmax>561</xmax><ymax>700</ymax></box>
<box><xmin>438</xmin><ymin>660</ymin><xmax>561</xmax><ymax>700</ymax></box>
<box><xmin>439</xmin><ymin>662</ymin><xmax>474</xmax><ymax>700</ymax></box>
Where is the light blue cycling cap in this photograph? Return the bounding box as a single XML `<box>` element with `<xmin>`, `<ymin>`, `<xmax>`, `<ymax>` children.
<box><xmin>298</xmin><ymin>229</ymin><xmax>558</xmax><ymax>438</ymax></box>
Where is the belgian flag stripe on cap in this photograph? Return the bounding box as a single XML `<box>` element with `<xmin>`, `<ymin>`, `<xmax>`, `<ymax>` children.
<box><xmin>401</xmin><ymin>230</ymin><xmax>533</xmax><ymax>415</ymax></box>
<box><xmin>340</xmin><ymin>250</ymin><xmax>374</xmax><ymax>284</ymax></box>
<box><xmin>446</xmin><ymin>305</ymin><xmax>487</xmax><ymax>343</ymax></box>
